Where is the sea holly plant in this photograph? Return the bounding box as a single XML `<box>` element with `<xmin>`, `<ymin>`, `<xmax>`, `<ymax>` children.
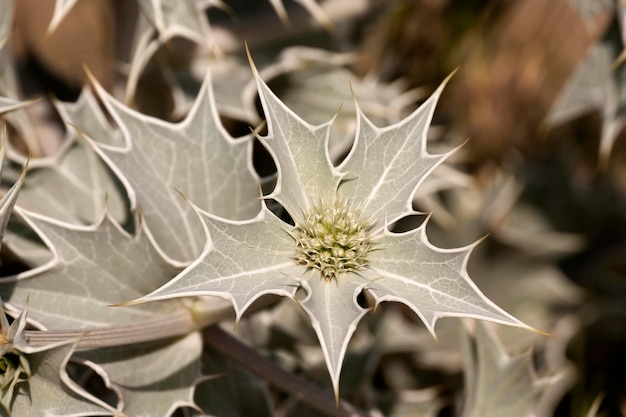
<box><xmin>128</xmin><ymin>55</ymin><xmax>533</xmax><ymax>396</ymax></box>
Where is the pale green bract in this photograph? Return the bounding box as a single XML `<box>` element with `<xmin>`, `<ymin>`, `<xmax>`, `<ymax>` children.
<box><xmin>131</xmin><ymin>57</ymin><xmax>532</xmax><ymax>396</ymax></box>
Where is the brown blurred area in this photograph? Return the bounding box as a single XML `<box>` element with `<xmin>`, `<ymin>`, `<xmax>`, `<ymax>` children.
<box><xmin>12</xmin><ymin>0</ymin><xmax>117</xmax><ymax>94</ymax></box>
<box><xmin>11</xmin><ymin>0</ymin><xmax>607</xmax><ymax>165</ymax></box>
<box><xmin>360</xmin><ymin>4</ymin><xmax>626</xmax><ymax>413</ymax></box>
<box><xmin>358</xmin><ymin>0</ymin><xmax>607</xmax><ymax>168</ymax></box>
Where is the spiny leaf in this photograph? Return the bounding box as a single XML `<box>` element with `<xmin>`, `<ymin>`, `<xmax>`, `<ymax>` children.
<box><xmin>10</xmin><ymin>90</ymin><xmax>126</xmax><ymax>225</ymax></box>
<box><xmin>132</xmin><ymin>59</ymin><xmax>531</xmax><ymax>397</ymax></box>
<box><xmin>0</xmin><ymin>210</ymin><xmax>204</xmax><ymax>416</ymax></box>
<box><xmin>8</xmin><ymin>342</ymin><xmax>119</xmax><ymax>417</ymax></box>
<box><xmin>0</xmin><ymin>299</ymin><xmax>117</xmax><ymax>416</ymax></box>
<box><xmin>363</xmin><ymin>229</ymin><xmax>523</xmax><ymax>336</ymax></box>
<box><xmin>254</xmin><ymin>66</ymin><xmax>341</xmax><ymax>217</ymax></box>
<box><xmin>0</xmin><ymin>209</ymin><xmax>181</xmax><ymax>329</ymax></box>
<box><xmin>258</xmin><ymin>47</ymin><xmax>423</xmax><ymax>161</ymax></box>
<box><xmin>336</xmin><ymin>72</ymin><xmax>455</xmax><ymax>230</ymax></box>
<box><xmin>547</xmin><ymin>16</ymin><xmax>626</xmax><ymax>167</ymax></box>
<box><xmin>132</xmin><ymin>206</ymin><xmax>300</xmax><ymax>319</ymax></box>
<box><xmin>88</xmin><ymin>70</ymin><xmax>261</xmax><ymax>264</ymax></box>
<box><xmin>137</xmin><ymin>0</ymin><xmax>211</xmax><ymax>45</ymax></box>
<box><xmin>134</xmin><ymin>0</ymin><xmax>328</xmax><ymax>46</ymax></box>
<box><xmin>460</xmin><ymin>322</ymin><xmax>564</xmax><ymax>417</ymax></box>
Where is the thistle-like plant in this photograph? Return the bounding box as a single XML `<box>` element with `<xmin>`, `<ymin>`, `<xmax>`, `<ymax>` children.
<box><xmin>129</xmin><ymin>55</ymin><xmax>532</xmax><ymax>396</ymax></box>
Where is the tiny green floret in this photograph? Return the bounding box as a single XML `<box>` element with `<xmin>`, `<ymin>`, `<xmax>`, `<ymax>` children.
<box><xmin>294</xmin><ymin>202</ymin><xmax>374</xmax><ymax>282</ymax></box>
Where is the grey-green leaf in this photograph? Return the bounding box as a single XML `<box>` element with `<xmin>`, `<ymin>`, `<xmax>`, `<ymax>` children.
<box><xmin>134</xmin><ymin>205</ymin><xmax>300</xmax><ymax>319</ymax></box>
<box><xmin>133</xmin><ymin>62</ymin><xmax>531</xmax><ymax>398</ymax></box>
<box><xmin>0</xmin><ymin>129</ymin><xmax>26</xmax><ymax>254</ymax></box>
<box><xmin>298</xmin><ymin>271</ymin><xmax>369</xmax><ymax>396</ymax></box>
<box><xmin>9</xmin><ymin>341</ymin><xmax>118</xmax><ymax>417</ymax></box>
<box><xmin>460</xmin><ymin>322</ymin><xmax>559</xmax><ymax>417</ymax></box>
<box><xmin>337</xmin><ymin>76</ymin><xmax>453</xmax><ymax>230</ymax></box>
<box><xmin>365</xmin><ymin>227</ymin><xmax>525</xmax><ymax>336</ymax></box>
<box><xmin>0</xmin><ymin>298</ymin><xmax>117</xmax><ymax>417</ymax></box>
<box><xmin>254</xmin><ymin>65</ymin><xmax>341</xmax><ymax>219</ymax></box>
<box><xmin>547</xmin><ymin>17</ymin><xmax>626</xmax><ymax>166</ymax></box>
<box><xmin>89</xmin><ymin>72</ymin><xmax>261</xmax><ymax>264</ymax></box>
<box><xmin>0</xmin><ymin>209</ymin><xmax>182</xmax><ymax>329</ymax></box>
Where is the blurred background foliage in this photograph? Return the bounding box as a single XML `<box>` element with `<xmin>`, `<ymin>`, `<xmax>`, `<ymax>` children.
<box><xmin>3</xmin><ymin>0</ymin><xmax>626</xmax><ymax>416</ymax></box>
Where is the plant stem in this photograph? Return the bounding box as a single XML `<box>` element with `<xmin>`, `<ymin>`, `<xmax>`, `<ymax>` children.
<box><xmin>24</xmin><ymin>309</ymin><xmax>197</xmax><ymax>349</ymax></box>
<box><xmin>203</xmin><ymin>325</ymin><xmax>370</xmax><ymax>417</ymax></box>
<box><xmin>24</xmin><ymin>296</ymin><xmax>238</xmax><ymax>349</ymax></box>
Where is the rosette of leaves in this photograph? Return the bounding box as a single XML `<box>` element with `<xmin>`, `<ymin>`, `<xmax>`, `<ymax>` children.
<box><xmin>128</xmin><ymin>54</ymin><xmax>532</xmax><ymax>397</ymax></box>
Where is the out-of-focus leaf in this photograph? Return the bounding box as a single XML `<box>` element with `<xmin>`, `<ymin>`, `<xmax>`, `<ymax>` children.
<box><xmin>267</xmin><ymin>0</ymin><xmax>331</xmax><ymax>30</ymax></box>
<box><xmin>88</xmin><ymin>70</ymin><xmax>261</xmax><ymax>264</ymax></box>
<box><xmin>460</xmin><ymin>322</ymin><xmax>565</xmax><ymax>417</ymax></box>
<box><xmin>547</xmin><ymin>17</ymin><xmax>626</xmax><ymax>166</ymax></box>
<box><xmin>0</xmin><ymin>128</ymin><xmax>26</xmax><ymax>254</ymax></box>
<box><xmin>387</xmin><ymin>389</ymin><xmax>442</xmax><ymax>417</ymax></box>
<box><xmin>48</xmin><ymin>0</ymin><xmax>79</xmax><ymax>33</ymax></box>
<box><xmin>0</xmin><ymin>0</ymin><xmax>41</xmax><ymax>157</ymax></box>
<box><xmin>0</xmin><ymin>97</ymin><xmax>32</xmax><ymax>115</ymax></box>
<box><xmin>137</xmin><ymin>0</ymin><xmax>211</xmax><ymax>44</ymax></box>
<box><xmin>15</xmin><ymin>0</ymin><xmax>115</xmax><ymax>90</ymax></box>
<box><xmin>569</xmin><ymin>0</ymin><xmax>613</xmax><ymax>22</ymax></box>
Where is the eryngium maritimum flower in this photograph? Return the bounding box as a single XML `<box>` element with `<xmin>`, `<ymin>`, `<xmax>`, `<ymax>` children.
<box><xmin>293</xmin><ymin>202</ymin><xmax>374</xmax><ymax>282</ymax></box>
<box><xmin>132</xmin><ymin>59</ymin><xmax>532</xmax><ymax>396</ymax></box>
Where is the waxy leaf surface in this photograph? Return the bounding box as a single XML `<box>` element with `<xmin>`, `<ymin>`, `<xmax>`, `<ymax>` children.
<box><xmin>131</xmin><ymin>60</ymin><xmax>530</xmax><ymax>396</ymax></box>
<box><xmin>0</xmin><ymin>212</ymin><xmax>204</xmax><ymax>417</ymax></box>
<box><xmin>0</xmin><ymin>210</ymin><xmax>181</xmax><ymax>329</ymax></box>
<box><xmin>12</xmin><ymin>90</ymin><xmax>126</xmax><ymax>225</ymax></box>
<box><xmin>90</xmin><ymin>72</ymin><xmax>261</xmax><ymax>264</ymax></box>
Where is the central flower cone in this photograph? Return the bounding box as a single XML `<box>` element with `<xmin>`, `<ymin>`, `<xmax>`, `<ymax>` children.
<box><xmin>294</xmin><ymin>202</ymin><xmax>374</xmax><ymax>282</ymax></box>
